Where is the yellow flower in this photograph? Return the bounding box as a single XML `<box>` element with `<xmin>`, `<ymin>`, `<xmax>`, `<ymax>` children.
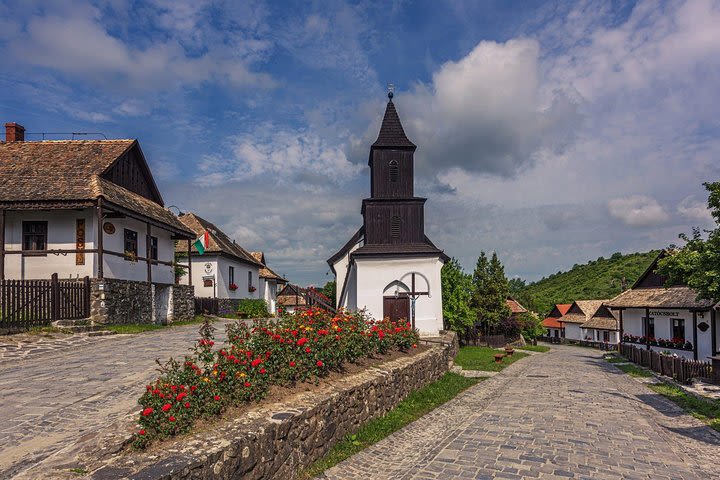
<box><xmin>212</xmin><ymin>370</ymin><xmax>218</xmax><ymax>376</ymax></box>
<box><xmin>202</xmin><ymin>377</ymin><xmax>210</xmax><ymax>383</ymax></box>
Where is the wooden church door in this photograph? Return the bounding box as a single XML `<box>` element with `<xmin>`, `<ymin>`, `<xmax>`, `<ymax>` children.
<box><xmin>383</xmin><ymin>296</ymin><xmax>409</xmax><ymax>322</ymax></box>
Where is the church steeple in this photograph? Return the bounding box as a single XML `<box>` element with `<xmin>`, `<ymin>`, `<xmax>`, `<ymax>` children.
<box><xmin>371</xmin><ymin>94</ymin><xmax>416</xmax><ymax>150</ymax></box>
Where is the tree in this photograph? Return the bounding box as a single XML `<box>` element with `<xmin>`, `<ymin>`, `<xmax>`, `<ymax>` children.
<box><xmin>441</xmin><ymin>258</ymin><xmax>474</xmax><ymax>333</ymax></box>
<box><xmin>471</xmin><ymin>251</ymin><xmax>511</xmax><ymax>333</ymax></box>
<box><xmin>321</xmin><ymin>280</ymin><xmax>337</xmax><ymax>306</ymax></box>
<box><xmin>657</xmin><ymin>182</ymin><xmax>720</xmax><ymax>302</ymax></box>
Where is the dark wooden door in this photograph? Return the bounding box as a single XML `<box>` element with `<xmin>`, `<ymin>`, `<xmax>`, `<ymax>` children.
<box><xmin>383</xmin><ymin>296</ymin><xmax>409</xmax><ymax>322</ymax></box>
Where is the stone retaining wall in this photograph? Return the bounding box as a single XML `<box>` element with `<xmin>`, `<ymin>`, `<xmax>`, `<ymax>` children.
<box><xmin>89</xmin><ymin>332</ymin><xmax>457</xmax><ymax>480</ymax></box>
<box><xmin>171</xmin><ymin>284</ymin><xmax>195</xmax><ymax>322</ymax></box>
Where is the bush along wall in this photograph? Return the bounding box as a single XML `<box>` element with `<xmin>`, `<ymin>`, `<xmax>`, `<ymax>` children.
<box><xmin>237</xmin><ymin>299</ymin><xmax>271</xmax><ymax>318</ymax></box>
<box><xmin>134</xmin><ymin>308</ymin><xmax>418</xmax><ymax>448</ymax></box>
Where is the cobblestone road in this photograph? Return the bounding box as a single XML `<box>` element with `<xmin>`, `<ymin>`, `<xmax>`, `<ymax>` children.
<box><xmin>323</xmin><ymin>345</ymin><xmax>720</xmax><ymax>480</ymax></box>
<box><xmin>0</xmin><ymin>321</ymin><xmax>231</xmax><ymax>479</ymax></box>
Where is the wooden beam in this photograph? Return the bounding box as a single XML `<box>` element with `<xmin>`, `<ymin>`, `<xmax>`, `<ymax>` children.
<box><xmin>645</xmin><ymin>307</ymin><xmax>650</xmax><ymax>350</ymax></box>
<box><xmin>0</xmin><ymin>209</ymin><xmax>5</xmax><ymax>281</ymax></box>
<box><xmin>692</xmin><ymin>311</ymin><xmax>698</xmax><ymax>361</ymax></box>
<box><xmin>618</xmin><ymin>309</ymin><xmax>624</xmax><ymax>343</ymax></box>
<box><xmin>96</xmin><ymin>199</ymin><xmax>104</xmax><ymax>279</ymax></box>
<box><xmin>146</xmin><ymin>222</ymin><xmax>152</xmax><ymax>283</ymax></box>
<box><xmin>712</xmin><ymin>309</ymin><xmax>717</xmax><ymax>356</ymax></box>
<box><xmin>187</xmin><ymin>239</ymin><xmax>192</xmax><ymax>286</ymax></box>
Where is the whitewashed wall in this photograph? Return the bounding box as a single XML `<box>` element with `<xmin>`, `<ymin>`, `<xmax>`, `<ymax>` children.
<box><xmin>185</xmin><ymin>255</ymin><xmax>260</xmax><ymax>300</ymax></box>
<box><xmin>353</xmin><ymin>256</ymin><xmax>444</xmax><ymax>336</ymax></box>
<box><xmin>4</xmin><ymin>209</ymin><xmax>175</xmax><ymax>283</ymax></box>
<box><xmin>564</xmin><ymin>323</ymin><xmax>582</xmax><ymax>341</ymax></box>
<box><xmin>581</xmin><ymin>328</ymin><xmax>620</xmax><ymax>344</ymax></box>
<box><xmin>333</xmin><ymin>241</ymin><xmax>360</xmax><ymax>309</ymax></box>
<box><xmin>621</xmin><ymin>308</ymin><xmax>712</xmax><ymax>360</ymax></box>
<box><xmin>260</xmin><ymin>279</ymin><xmax>278</xmax><ymax>314</ymax></box>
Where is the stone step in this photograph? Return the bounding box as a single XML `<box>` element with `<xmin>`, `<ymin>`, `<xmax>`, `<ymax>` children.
<box><xmin>86</xmin><ymin>330</ymin><xmax>117</xmax><ymax>337</ymax></box>
<box><xmin>56</xmin><ymin>324</ymin><xmax>109</xmax><ymax>334</ymax></box>
<box><xmin>53</xmin><ymin>319</ymin><xmax>91</xmax><ymax>327</ymax></box>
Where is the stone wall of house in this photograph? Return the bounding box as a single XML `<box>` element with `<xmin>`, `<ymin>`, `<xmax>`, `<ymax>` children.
<box><xmin>86</xmin><ymin>332</ymin><xmax>457</xmax><ymax>480</ymax></box>
<box><xmin>90</xmin><ymin>279</ymin><xmax>195</xmax><ymax>325</ymax></box>
<box><xmin>171</xmin><ymin>284</ymin><xmax>195</xmax><ymax>322</ymax></box>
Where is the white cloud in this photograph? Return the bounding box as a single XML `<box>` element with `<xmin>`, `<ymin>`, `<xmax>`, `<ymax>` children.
<box><xmin>677</xmin><ymin>196</ymin><xmax>713</xmax><ymax>223</ymax></box>
<box><xmin>607</xmin><ymin>195</ymin><xmax>669</xmax><ymax>227</ymax></box>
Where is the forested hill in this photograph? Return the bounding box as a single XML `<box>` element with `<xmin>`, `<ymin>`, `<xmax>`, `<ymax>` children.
<box><xmin>519</xmin><ymin>250</ymin><xmax>660</xmax><ymax>316</ymax></box>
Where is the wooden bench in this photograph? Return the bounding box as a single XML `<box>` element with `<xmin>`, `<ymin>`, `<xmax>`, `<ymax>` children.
<box><xmin>494</xmin><ymin>353</ymin><xmax>505</xmax><ymax>363</ymax></box>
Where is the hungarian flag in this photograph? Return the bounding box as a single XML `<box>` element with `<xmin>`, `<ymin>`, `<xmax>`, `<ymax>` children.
<box><xmin>193</xmin><ymin>231</ymin><xmax>210</xmax><ymax>255</ymax></box>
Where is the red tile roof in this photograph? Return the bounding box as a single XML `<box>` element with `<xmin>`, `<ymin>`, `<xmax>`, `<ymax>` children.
<box><xmin>506</xmin><ymin>298</ymin><xmax>527</xmax><ymax>314</ymax></box>
<box><xmin>542</xmin><ymin>317</ymin><xmax>563</xmax><ymax>329</ymax></box>
<box><xmin>557</xmin><ymin>304</ymin><xmax>572</xmax><ymax>316</ymax></box>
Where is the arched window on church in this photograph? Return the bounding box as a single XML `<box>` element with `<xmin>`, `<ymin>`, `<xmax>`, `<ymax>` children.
<box><xmin>389</xmin><ymin>160</ymin><xmax>399</xmax><ymax>183</ymax></box>
<box><xmin>391</xmin><ymin>216</ymin><xmax>401</xmax><ymax>238</ymax></box>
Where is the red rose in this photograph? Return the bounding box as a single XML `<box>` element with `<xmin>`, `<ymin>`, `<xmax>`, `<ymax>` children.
<box><xmin>139</xmin><ymin>429</ymin><xmax>146</xmax><ymax>435</ymax></box>
<box><xmin>184</xmin><ymin>402</ymin><xmax>191</xmax><ymax>408</ymax></box>
<box><xmin>289</xmin><ymin>361</ymin><xmax>296</xmax><ymax>367</ymax></box>
<box><xmin>142</xmin><ymin>407</ymin><xmax>154</xmax><ymax>416</ymax></box>
<box><xmin>190</xmin><ymin>385</ymin><xmax>197</xmax><ymax>392</ymax></box>
<box><xmin>214</xmin><ymin>395</ymin><xmax>220</xmax><ymax>401</ymax></box>
<box><xmin>316</xmin><ymin>360</ymin><xmax>323</xmax><ymax>367</ymax></box>
<box><xmin>169</xmin><ymin>416</ymin><xmax>176</xmax><ymax>422</ymax></box>
<box><xmin>251</xmin><ymin>358</ymin><xmax>262</xmax><ymax>368</ymax></box>
<box><xmin>297</xmin><ymin>338</ymin><xmax>308</xmax><ymax>346</ymax></box>
<box><xmin>305</xmin><ymin>347</ymin><xmax>311</xmax><ymax>353</ymax></box>
<box><xmin>244</xmin><ymin>381</ymin><xmax>251</xmax><ymax>387</ymax></box>
<box><xmin>176</xmin><ymin>392</ymin><xmax>187</xmax><ymax>401</ymax></box>
<box><xmin>161</xmin><ymin>403</ymin><xmax>172</xmax><ymax>412</ymax></box>
<box><xmin>260</xmin><ymin>368</ymin><xmax>267</xmax><ymax>374</ymax></box>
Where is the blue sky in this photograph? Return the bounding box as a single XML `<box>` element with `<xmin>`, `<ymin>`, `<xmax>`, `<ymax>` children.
<box><xmin>1</xmin><ymin>0</ymin><xmax>719</xmax><ymax>286</ymax></box>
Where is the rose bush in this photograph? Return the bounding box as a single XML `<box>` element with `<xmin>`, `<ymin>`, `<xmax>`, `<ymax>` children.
<box><xmin>133</xmin><ymin>308</ymin><xmax>419</xmax><ymax>448</ymax></box>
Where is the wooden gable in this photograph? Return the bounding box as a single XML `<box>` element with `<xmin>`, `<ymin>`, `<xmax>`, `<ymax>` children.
<box><xmin>547</xmin><ymin>305</ymin><xmax>562</xmax><ymax>318</ymax></box>
<box><xmin>567</xmin><ymin>302</ymin><xmax>584</xmax><ymax>315</ymax></box>
<box><xmin>594</xmin><ymin>305</ymin><xmax>615</xmax><ymax>318</ymax></box>
<box><xmin>632</xmin><ymin>250</ymin><xmax>671</xmax><ymax>289</ymax></box>
<box><xmin>101</xmin><ymin>142</ymin><xmax>163</xmax><ymax>205</ymax></box>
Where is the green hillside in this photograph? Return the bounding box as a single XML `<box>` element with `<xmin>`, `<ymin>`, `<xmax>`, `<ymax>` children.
<box><xmin>521</xmin><ymin>250</ymin><xmax>660</xmax><ymax>316</ymax></box>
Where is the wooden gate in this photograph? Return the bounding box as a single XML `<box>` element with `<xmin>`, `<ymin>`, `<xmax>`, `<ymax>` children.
<box><xmin>0</xmin><ymin>274</ymin><xmax>90</xmax><ymax>330</ymax></box>
<box><xmin>383</xmin><ymin>296</ymin><xmax>409</xmax><ymax>322</ymax></box>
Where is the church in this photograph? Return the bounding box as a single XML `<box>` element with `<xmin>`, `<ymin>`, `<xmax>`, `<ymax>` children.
<box><xmin>327</xmin><ymin>93</ymin><xmax>449</xmax><ymax>335</ymax></box>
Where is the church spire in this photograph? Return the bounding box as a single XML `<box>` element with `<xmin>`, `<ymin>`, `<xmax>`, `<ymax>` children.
<box><xmin>371</xmin><ymin>91</ymin><xmax>416</xmax><ymax>149</ymax></box>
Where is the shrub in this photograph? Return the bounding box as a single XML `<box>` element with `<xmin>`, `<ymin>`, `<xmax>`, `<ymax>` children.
<box><xmin>133</xmin><ymin>308</ymin><xmax>419</xmax><ymax>448</ymax></box>
<box><xmin>237</xmin><ymin>299</ymin><xmax>270</xmax><ymax>318</ymax></box>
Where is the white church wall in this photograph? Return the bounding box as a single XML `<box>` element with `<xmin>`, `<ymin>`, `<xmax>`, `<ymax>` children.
<box><xmin>353</xmin><ymin>256</ymin><xmax>443</xmax><ymax>336</ymax></box>
<box><xmin>333</xmin><ymin>241</ymin><xmax>360</xmax><ymax>309</ymax></box>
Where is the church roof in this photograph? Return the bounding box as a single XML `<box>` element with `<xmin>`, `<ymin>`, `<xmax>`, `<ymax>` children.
<box><xmin>371</xmin><ymin>100</ymin><xmax>416</xmax><ymax>149</ymax></box>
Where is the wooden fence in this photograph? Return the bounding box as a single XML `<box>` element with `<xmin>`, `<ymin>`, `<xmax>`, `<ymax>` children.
<box><xmin>0</xmin><ymin>274</ymin><xmax>90</xmax><ymax>330</ymax></box>
<box><xmin>195</xmin><ymin>297</ymin><xmax>219</xmax><ymax>316</ymax></box>
<box><xmin>619</xmin><ymin>343</ymin><xmax>712</xmax><ymax>384</ymax></box>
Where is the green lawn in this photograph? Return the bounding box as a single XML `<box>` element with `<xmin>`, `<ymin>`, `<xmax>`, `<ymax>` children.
<box><xmin>648</xmin><ymin>382</ymin><xmax>720</xmax><ymax>432</ymax></box>
<box><xmin>614</xmin><ymin>362</ymin><xmax>654</xmax><ymax>378</ymax></box>
<box><xmin>299</xmin><ymin>372</ymin><xmax>479</xmax><ymax>478</ymax></box>
<box><xmin>102</xmin><ymin>316</ymin><xmax>211</xmax><ymax>334</ymax></box>
<box><xmin>604</xmin><ymin>355</ymin><xmax>629</xmax><ymax>364</ymax></box>
<box><xmin>517</xmin><ymin>345</ymin><xmax>550</xmax><ymax>353</ymax></box>
<box><xmin>454</xmin><ymin>346</ymin><xmax>528</xmax><ymax>372</ymax></box>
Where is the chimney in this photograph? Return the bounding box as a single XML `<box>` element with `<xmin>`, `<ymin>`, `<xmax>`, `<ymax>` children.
<box><xmin>5</xmin><ymin>123</ymin><xmax>25</xmax><ymax>142</ymax></box>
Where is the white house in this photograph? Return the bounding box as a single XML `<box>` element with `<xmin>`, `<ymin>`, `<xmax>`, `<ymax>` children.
<box><xmin>580</xmin><ymin>304</ymin><xmax>620</xmax><ymax>345</ymax></box>
<box><xmin>327</xmin><ymin>94</ymin><xmax>449</xmax><ymax>336</ymax></box>
<box><xmin>543</xmin><ymin>303</ymin><xmax>571</xmax><ymax>339</ymax></box>
<box><xmin>558</xmin><ymin>300</ymin><xmax>607</xmax><ymax>342</ymax></box>
<box><xmin>606</xmin><ymin>251</ymin><xmax>717</xmax><ymax>361</ymax></box>
<box><xmin>0</xmin><ymin>122</ymin><xmax>196</xmax><ymax>325</ymax></box>
<box><xmin>250</xmin><ymin>251</ymin><xmax>287</xmax><ymax>315</ymax></box>
<box><xmin>177</xmin><ymin>213</ymin><xmax>263</xmax><ymax>313</ymax></box>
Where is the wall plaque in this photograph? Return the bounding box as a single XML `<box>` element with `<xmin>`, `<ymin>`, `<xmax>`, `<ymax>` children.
<box><xmin>103</xmin><ymin>222</ymin><xmax>116</xmax><ymax>234</ymax></box>
<box><xmin>698</xmin><ymin>322</ymin><xmax>710</xmax><ymax>332</ymax></box>
<box><xmin>76</xmin><ymin>219</ymin><xmax>85</xmax><ymax>265</ymax></box>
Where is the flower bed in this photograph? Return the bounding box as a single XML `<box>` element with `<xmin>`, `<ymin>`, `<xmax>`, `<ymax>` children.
<box><xmin>622</xmin><ymin>334</ymin><xmax>693</xmax><ymax>351</ymax></box>
<box><xmin>134</xmin><ymin>308</ymin><xmax>418</xmax><ymax>448</ymax></box>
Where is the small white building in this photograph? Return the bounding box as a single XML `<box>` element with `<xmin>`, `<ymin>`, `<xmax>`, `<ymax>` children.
<box><xmin>607</xmin><ymin>251</ymin><xmax>717</xmax><ymax>361</ymax></box>
<box><xmin>327</xmin><ymin>94</ymin><xmax>448</xmax><ymax>336</ymax></box>
<box><xmin>542</xmin><ymin>303</ymin><xmax>571</xmax><ymax>339</ymax></box>
<box><xmin>580</xmin><ymin>304</ymin><xmax>620</xmax><ymax>345</ymax></box>
<box><xmin>558</xmin><ymin>300</ymin><xmax>607</xmax><ymax>342</ymax></box>
<box><xmin>177</xmin><ymin>213</ymin><xmax>264</xmax><ymax>313</ymax></box>
<box><xmin>277</xmin><ymin>283</ymin><xmax>307</xmax><ymax>314</ymax></box>
<box><xmin>250</xmin><ymin>251</ymin><xmax>287</xmax><ymax>315</ymax></box>
<box><xmin>0</xmin><ymin>122</ymin><xmax>196</xmax><ymax>325</ymax></box>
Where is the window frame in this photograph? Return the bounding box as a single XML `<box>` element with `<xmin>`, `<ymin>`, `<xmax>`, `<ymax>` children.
<box><xmin>248</xmin><ymin>270</ymin><xmax>253</xmax><ymax>288</ymax></box>
<box><xmin>148</xmin><ymin>235</ymin><xmax>158</xmax><ymax>261</ymax></box>
<box><xmin>672</xmin><ymin>318</ymin><xmax>685</xmax><ymax>342</ymax></box>
<box><xmin>229</xmin><ymin>265</ymin><xmax>235</xmax><ymax>286</ymax></box>
<box><xmin>389</xmin><ymin>159</ymin><xmax>399</xmax><ymax>183</ymax></box>
<box><xmin>124</xmin><ymin>229</ymin><xmax>138</xmax><ymax>259</ymax></box>
<box><xmin>22</xmin><ymin>221</ymin><xmax>48</xmax><ymax>256</ymax></box>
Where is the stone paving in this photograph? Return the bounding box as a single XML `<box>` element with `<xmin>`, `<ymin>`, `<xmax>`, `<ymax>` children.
<box><xmin>0</xmin><ymin>320</ymin><xmax>232</xmax><ymax>479</ymax></box>
<box><xmin>322</xmin><ymin>345</ymin><xmax>720</xmax><ymax>480</ymax></box>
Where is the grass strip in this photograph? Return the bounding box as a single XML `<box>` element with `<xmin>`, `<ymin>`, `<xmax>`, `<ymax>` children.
<box><xmin>517</xmin><ymin>345</ymin><xmax>550</xmax><ymax>353</ymax></box>
<box><xmin>454</xmin><ymin>346</ymin><xmax>528</xmax><ymax>372</ymax></box>
<box><xmin>299</xmin><ymin>372</ymin><xmax>479</xmax><ymax>478</ymax></box>
<box><xmin>648</xmin><ymin>382</ymin><xmax>720</xmax><ymax>432</ymax></box>
<box><xmin>102</xmin><ymin>316</ymin><xmax>211</xmax><ymax>334</ymax></box>
<box><xmin>614</xmin><ymin>362</ymin><xmax>654</xmax><ymax>378</ymax></box>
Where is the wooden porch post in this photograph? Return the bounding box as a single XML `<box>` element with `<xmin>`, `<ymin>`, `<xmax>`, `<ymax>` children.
<box><xmin>187</xmin><ymin>239</ymin><xmax>192</xmax><ymax>286</ymax></box>
<box><xmin>96</xmin><ymin>199</ymin><xmax>104</xmax><ymax>279</ymax></box>
<box><xmin>146</xmin><ymin>222</ymin><xmax>152</xmax><ymax>283</ymax></box>
<box><xmin>645</xmin><ymin>307</ymin><xmax>650</xmax><ymax>350</ymax></box>
<box><xmin>692</xmin><ymin>310</ymin><xmax>698</xmax><ymax>361</ymax></box>
<box><xmin>0</xmin><ymin>208</ymin><xmax>5</xmax><ymax>281</ymax></box>
<box><xmin>712</xmin><ymin>309</ymin><xmax>717</xmax><ymax>356</ymax></box>
<box><xmin>618</xmin><ymin>309</ymin><xmax>624</xmax><ymax>341</ymax></box>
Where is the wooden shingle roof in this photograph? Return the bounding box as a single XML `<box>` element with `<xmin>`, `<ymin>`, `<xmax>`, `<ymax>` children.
<box><xmin>559</xmin><ymin>300</ymin><xmax>607</xmax><ymax>324</ymax></box>
<box><xmin>250</xmin><ymin>251</ymin><xmax>286</xmax><ymax>283</ymax></box>
<box><xmin>177</xmin><ymin>213</ymin><xmax>261</xmax><ymax>267</ymax></box>
<box><xmin>371</xmin><ymin>100</ymin><xmax>416</xmax><ymax>149</ymax></box>
<box><xmin>0</xmin><ymin>139</ymin><xmax>191</xmax><ymax>235</ymax></box>
<box><xmin>605</xmin><ymin>286</ymin><xmax>713</xmax><ymax>309</ymax></box>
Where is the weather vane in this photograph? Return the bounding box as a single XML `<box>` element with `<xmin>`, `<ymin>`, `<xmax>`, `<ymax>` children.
<box><xmin>387</xmin><ymin>83</ymin><xmax>394</xmax><ymax>100</ymax></box>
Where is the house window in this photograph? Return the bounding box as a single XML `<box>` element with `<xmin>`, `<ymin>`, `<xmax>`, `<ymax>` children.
<box><xmin>391</xmin><ymin>216</ymin><xmax>401</xmax><ymax>238</ymax></box>
<box><xmin>229</xmin><ymin>266</ymin><xmax>235</xmax><ymax>286</ymax></box>
<box><xmin>124</xmin><ymin>229</ymin><xmax>138</xmax><ymax>257</ymax></box>
<box><xmin>248</xmin><ymin>270</ymin><xmax>253</xmax><ymax>287</ymax></box>
<box><xmin>389</xmin><ymin>160</ymin><xmax>399</xmax><ymax>183</ymax></box>
<box><xmin>672</xmin><ymin>319</ymin><xmax>685</xmax><ymax>341</ymax></box>
<box><xmin>644</xmin><ymin>317</ymin><xmax>655</xmax><ymax>338</ymax></box>
<box><xmin>22</xmin><ymin>221</ymin><xmax>47</xmax><ymax>254</ymax></box>
<box><xmin>603</xmin><ymin>331</ymin><xmax>610</xmax><ymax>342</ymax></box>
<box><xmin>148</xmin><ymin>236</ymin><xmax>158</xmax><ymax>261</ymax></box>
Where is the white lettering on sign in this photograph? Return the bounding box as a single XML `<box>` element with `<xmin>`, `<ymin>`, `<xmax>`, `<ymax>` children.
<box><xmin>649</xmin><ymin>311</ymin><xmax>679</xmax><ymax>317</ymax></box>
